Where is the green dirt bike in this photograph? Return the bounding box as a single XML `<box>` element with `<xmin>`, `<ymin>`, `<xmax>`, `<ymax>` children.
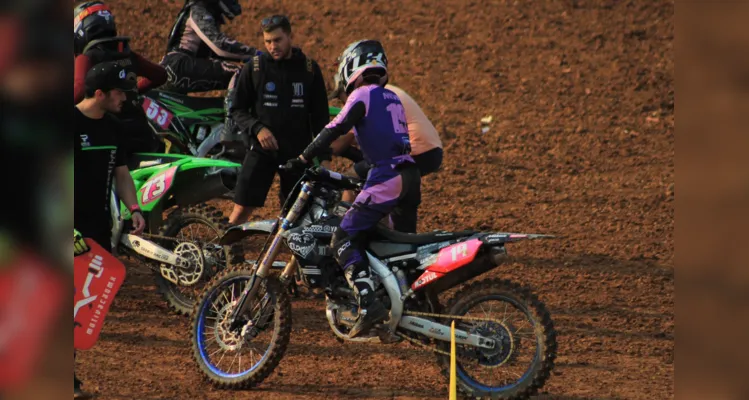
<box><xmin>139</xmin><ymin>89</ymin><xmax>342</xmax><ymax>161</ymax></box>
<box><xmin>110</xmin><ymin>152</ymin><xmax>243</xmax><ymax>315</ymax></box>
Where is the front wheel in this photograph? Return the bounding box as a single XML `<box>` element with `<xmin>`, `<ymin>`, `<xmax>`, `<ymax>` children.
<box><xmin>436</xmin><ymin>279</ymin><xmax>557</xmax><ymax>399</ymax></box>
<box><xmin>190</xmin><ymin>268</ymin><xmax>291</xmax><ymax>389</ymax></box>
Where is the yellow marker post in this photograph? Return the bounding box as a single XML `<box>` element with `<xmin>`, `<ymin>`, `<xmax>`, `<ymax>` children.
<box><xmin>449</xmin><ymin>320</ymin><xmax>457</xmax><ymax>400</ymax></box>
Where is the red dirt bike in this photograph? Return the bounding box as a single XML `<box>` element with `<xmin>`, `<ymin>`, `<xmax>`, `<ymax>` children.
<box><xmin>190</xmin><ymin>165</ymin><xmax>558</xmax><ymax>399</ymax></box>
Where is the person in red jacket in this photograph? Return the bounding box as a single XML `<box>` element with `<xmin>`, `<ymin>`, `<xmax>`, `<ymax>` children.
<box><xmin>74</xmin><ymin>1</ymin><xmax>168</xmax><ymax>158</ymax></box>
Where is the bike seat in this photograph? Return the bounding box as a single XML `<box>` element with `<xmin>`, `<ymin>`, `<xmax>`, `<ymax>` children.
<box><xmin>150</xmin><ymin>90</ymin><xmax>225</xmax><ymax>112</ymax></box>
<box><xmin>372</xmin><ymin>225</ymin><xmax>478</xmax><ymax>245</ymax></box>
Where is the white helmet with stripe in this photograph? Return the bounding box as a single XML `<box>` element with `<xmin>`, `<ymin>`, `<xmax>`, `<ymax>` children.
<box><xmin>335</xmin><ymin>39</ymin><xmax>389</xmax><ymax>95</ymax></box>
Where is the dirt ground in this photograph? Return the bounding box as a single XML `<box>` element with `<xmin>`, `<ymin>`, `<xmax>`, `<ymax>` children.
<box><xmin>76</xmin><ymin>0</ymin><xmax>674</xmax><ymax>398</ymax></box>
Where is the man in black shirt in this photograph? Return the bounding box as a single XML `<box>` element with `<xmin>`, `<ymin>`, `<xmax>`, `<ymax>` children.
<box><xmin>228</xmin><ymin>15</ymin><xmax>329</xmax><ymax>224</ymax></box>
<box><xmin>74</xmin><ymin>60</ymin><xmax>145</xmax><ymax>399</ymax></box>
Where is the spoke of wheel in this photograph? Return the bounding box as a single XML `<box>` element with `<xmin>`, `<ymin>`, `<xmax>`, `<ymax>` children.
<box><xmin>210</xmin><ymin>301</ymin><xmax>222</xmax><ymax>315</ymax></box>
<box><xmin>513</xmin><ymin>330</ymin><xmax>537</xmax><ymax>339</ymax></box>
<box><xmin>215</xmin><ymin>348</ymin><xmax>227</xmax><ymax>369</ymax></box>
<box><xmin>501</xmin><ymin>301</ymin><xmax>509</xmax><ymax>324</ymax></box>
<box><xmin>513</xmin><ymin>318</ymin><xmax>531</xmax><ymax>334</ymax></box>
<box><xmin>227</xmin><ymin>352</ymin><xmax>238</xmax><ymax>375</ymax></box>
<box><xmin>220</xmin><ymin>289</ymin><xmax>230</xmax><ymax>309</ymax></box>
<box><xmin>249</xmin><ymin>348</ymin><xmax>256</xmax><ymax>368</ymax></box>
<box><xmin>208</xmin><ymin>345</ymin><xmax>224</xmax><ymax>359</ymax></box>
<box><xmin>230</xmin><ymin>283</ymin><xmax>238</xmax><ymax>304</ymax></box>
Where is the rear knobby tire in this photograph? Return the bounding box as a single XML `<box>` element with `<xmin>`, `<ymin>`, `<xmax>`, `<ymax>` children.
<box><xmin>436</xmin><ymin>278</ymin><xmax>557</xmax><ymax>399</ymax></box>
<box><xmin>155</xmin><ymin>203</ymin><xmax>243</xmax><ymax>315</ymax></box>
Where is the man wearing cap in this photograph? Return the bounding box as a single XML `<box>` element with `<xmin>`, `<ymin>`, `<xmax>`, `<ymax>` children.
<box><xmin>73</xmin><ymin>60</ymin><xmax>145</xmax><ymax>399</ymax></box>
<box><xmin>227</xmin><ymin>15</ymin><xmax>330</xmax><ymax>224</ymax></box>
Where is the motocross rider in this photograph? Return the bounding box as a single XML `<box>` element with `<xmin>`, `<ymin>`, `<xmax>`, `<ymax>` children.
<box><xmin>283</xmin><ymin>40</ymin><xmax>422</xmax><ymax>338</ymax></box>
<box><xmin>74</xmin><ymin>1</ymin><xmax>168</xmax><ymax>156</ymax></box>
<box><xmin>327</xmin><ymin>49</ymin><xmax>443</xmax><ymax>208</ymax></box>
<box><xmin>159</xmin><ymin>0</ymin><xmax>256</xmax><ymax>94</ymax></box>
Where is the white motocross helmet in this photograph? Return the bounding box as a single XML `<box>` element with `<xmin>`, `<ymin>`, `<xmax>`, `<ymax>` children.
<box><xmin>335</xmin><ymin>39</ymin><xmax>389</xmax><ymax>95</ymax></box>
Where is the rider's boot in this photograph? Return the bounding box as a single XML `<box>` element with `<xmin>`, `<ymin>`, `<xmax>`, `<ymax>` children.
<box><xmin>347</xmin><ymin>269</ymin><xmax>388</xmax><ymax>338</ymax></box>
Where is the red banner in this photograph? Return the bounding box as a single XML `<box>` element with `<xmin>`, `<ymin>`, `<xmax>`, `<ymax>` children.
<box><xmin>74</xmin><ymin>239</ymin><xmax>126</xmax><ymax>350</ymax></box>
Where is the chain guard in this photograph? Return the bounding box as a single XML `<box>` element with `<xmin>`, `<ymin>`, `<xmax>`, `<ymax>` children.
<box><xmin>122</xmin><ymin>232</ymin><xmax>216</xmax><ymax>286</ymax></box>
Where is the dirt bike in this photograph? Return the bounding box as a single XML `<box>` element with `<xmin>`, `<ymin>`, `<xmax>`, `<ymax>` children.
<box><xmin>189</xmin><ymin>165</ymin><xmax>558</xmax><ymax>399</ymax></box>
<box><xmin>139</xmin><ymin>88</ymin><xmax>342</xmax><ymax>161</ymax></box>
<box><xmin>139</xmin><ymin>89</ymin><xmax>342</xmax><ymax>200</ymax></box>
<box><xmin>111</xmin><ymin>152</ymin><xmax>243</xmax><ymax>315</ymax></box>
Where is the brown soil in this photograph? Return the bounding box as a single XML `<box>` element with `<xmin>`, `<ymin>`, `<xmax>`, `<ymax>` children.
<box><xmin>76</xmin><ymin>0</ymin><xmax>674</xmax><ymax>399</ymax></box>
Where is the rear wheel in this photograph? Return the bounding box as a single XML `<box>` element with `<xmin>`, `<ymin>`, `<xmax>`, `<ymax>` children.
<box><xmin>154</xmin><ymin>204</ymin><xmax>242</xmax><ymax>315</ymax></box>
<box><xmin>435</xmin><ymin>279</ymin><xmax>557</xmax><ymax>399</ymax></box>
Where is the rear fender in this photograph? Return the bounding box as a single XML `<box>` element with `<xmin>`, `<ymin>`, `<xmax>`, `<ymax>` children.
<box><xmin>480</xmin><ymin>232</ymin><xmax>556</xmax><ymax>245</ymax></box>
<box><xmin>417</xmin><ymin>232</ymin><xmax>557</xmax><ymax>295</ymax></box>
<box><xmin>119</xmin><ymin>162</ymin><xmax>179</xmax><ymax>232</ymax></box>
<box><xmin>411</xmin><ymin>238</ymin><xmax>483</xmax><ymax>291</ymax></box>
<box><xmin>120</xmin><ymin>156</ymin><xmax>239</xmax><ymax>229</ymax></box>
<box><xmin>219</xmin><ymin>220</ymin><xmax>277</xmax><ymax>246</ymax></box>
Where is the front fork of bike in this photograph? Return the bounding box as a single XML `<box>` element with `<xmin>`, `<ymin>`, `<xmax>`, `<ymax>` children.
<box><xmin>228</xmin><ymin>182</ymin><xmax>313</xmax><ymax>330</ymax></box>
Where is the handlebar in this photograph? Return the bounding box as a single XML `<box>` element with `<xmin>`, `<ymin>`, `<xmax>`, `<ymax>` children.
<box><xmin>278</xmin><ymin>164</ymin><xmax>361</xmax><ymax>191</ymax></box>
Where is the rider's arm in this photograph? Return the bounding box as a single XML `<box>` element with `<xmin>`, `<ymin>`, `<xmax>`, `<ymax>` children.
<box><xmin>301</xmin><ymin>96</ymin><xmax>366</xmax><ymax>162</ymax></box>
<box><xmin>131</xmin><ymin>52</ymin><xmax>167</xmax><ymax>94</ymax></box>
<box><xmin>188</xmin><ymin>5</ymin><xmax>256</xmax><ymax>60</ymax></box>
<box><xmin>73</xmin><ymin>54</ymin><xmax>92</xmax><ymax>104</ymax></box>
<box><xmin>229</xmin><ymin>63</ymin><xmax>264</xmax><ymax>136</ymax></box>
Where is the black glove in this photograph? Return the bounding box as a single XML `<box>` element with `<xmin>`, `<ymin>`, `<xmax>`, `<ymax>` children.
<box><xmin>281</xmin><ymin>157</ymin><xmax>309</xmax><ymax>171</ymax></box>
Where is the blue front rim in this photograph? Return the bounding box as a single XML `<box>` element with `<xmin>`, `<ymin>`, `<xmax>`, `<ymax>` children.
<box><xmin>196</xmin><ymin>275</ymin><xmax>272</xmax><ymax>379</ymax></box>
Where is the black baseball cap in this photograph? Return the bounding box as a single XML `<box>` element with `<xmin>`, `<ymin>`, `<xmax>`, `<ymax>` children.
<box><xmin>85</xmin><ymin>60</ymin><xmax>137</xmax><ymax>94</ymax></box>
